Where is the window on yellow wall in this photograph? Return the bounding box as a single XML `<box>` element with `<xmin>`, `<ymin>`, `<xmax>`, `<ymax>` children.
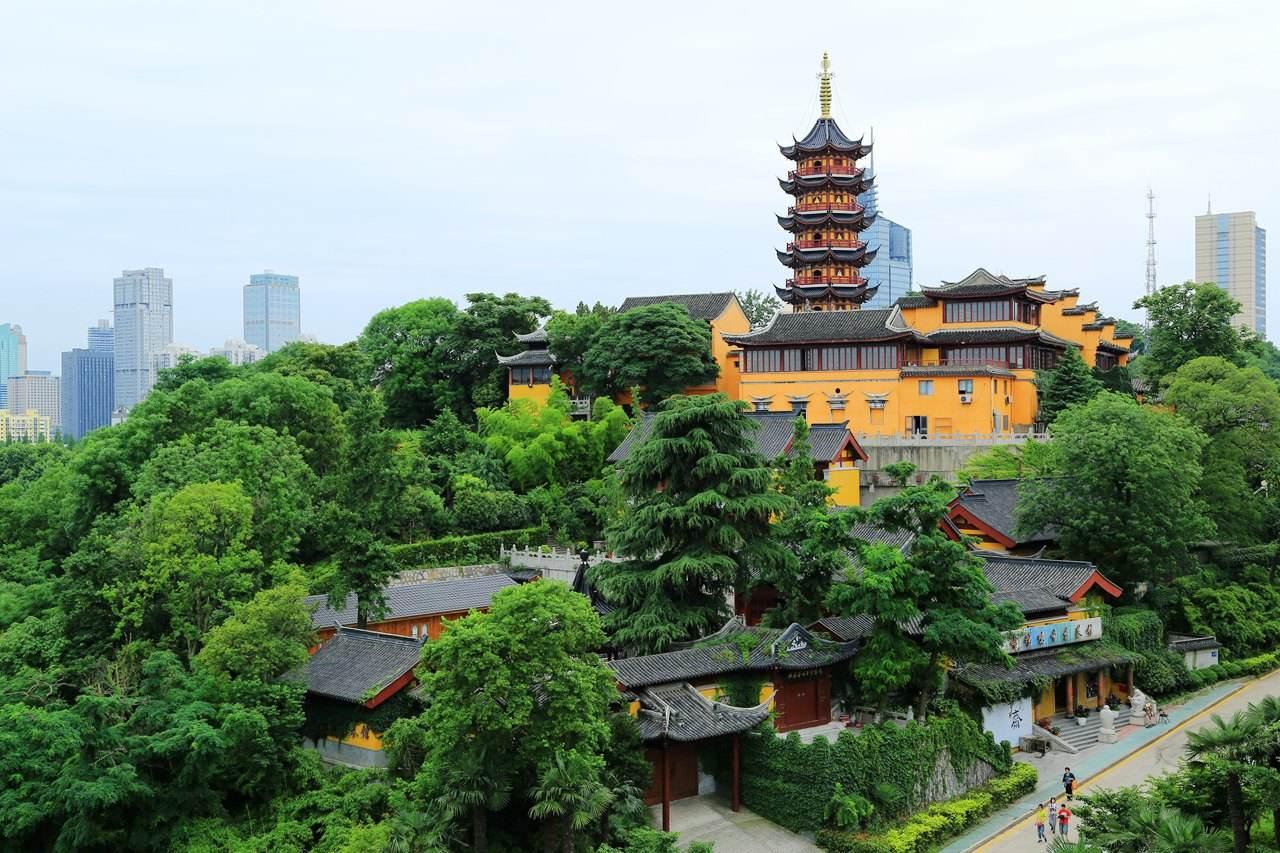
<box><xmin>918</xmin><ymin>380</ymin><xmax>934</xmax><ymax>396</ymax></box>
<box><xmin>958</xmin><ymin>379</ymin><xmax>974</xmax><ymax>394</ymax></box>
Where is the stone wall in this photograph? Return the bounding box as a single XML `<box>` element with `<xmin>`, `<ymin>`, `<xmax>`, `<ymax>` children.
<box><xmin>389</xmin><ymin>563</ymin><xmax>506</xmax><ymax>587</ymax></box>
<box><xmin>857</xmin><ymin>433</ymin><xmax>1046</xmax><ymax>501</ymax></box>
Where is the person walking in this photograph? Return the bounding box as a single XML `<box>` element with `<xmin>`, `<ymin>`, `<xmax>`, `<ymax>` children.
<box><xmin>1047</xmin><ymin>798</ymin><xmax>1058</xmax><ymax>835</ymax></box>
<box><xmin>1062</xmin><ymin>767</ymin><xmax>1077</xmax><ymax>801</ymax></box>
<box><xmin>1034</xmin><ymin>804</ymin><xmax>1048</xmax><ymax>843</ymax></box>
<box><xmin>1058</xmin><ymin>802</ymin><xmax>1072</xmax><ymax>837</ymax></box>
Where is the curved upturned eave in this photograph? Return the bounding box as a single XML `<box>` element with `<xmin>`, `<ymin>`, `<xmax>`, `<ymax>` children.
<box><xmin>775</xmin><ymin>246</ymin><xmax>874</xmax><ymax>268</ymax></box>
<box><xmin>777</xmin><ymin>174</ymin><xmax>874</xmax><ymax>195</ymax></box>
<box><xmin>776</xmin><ymin>210</ymin><xmax>872</xmax><ymax>231</ymax></box>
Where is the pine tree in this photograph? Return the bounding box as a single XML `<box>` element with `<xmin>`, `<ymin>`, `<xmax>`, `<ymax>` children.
<box><xmin>591</xmin><ymin>394</ymin><xmax>793</xmax><ymax>654</ymax></box>
<box><xmin>1037</xmin><ymin>346</ymin><xmax>1103</xmax><ymax>426</ymax></box>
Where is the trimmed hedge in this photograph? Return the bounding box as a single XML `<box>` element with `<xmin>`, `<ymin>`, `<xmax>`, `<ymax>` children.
<box><xmin>816</xmin><ymin>763</ymin><xmax>1038</xmax><ymax>853</ymax></box>
<box><xmin>388</xmin><ymin>525</ymin><xmax>547</xmax><ymax>569</ymax></box>
<box><xmin>737</xmin><ymin>712</ymin><xmax>1012</xmax><ymax>834</ymax></box>
<box><xmin>1182</xmin><ymin>649</ymin><xmax>1280</xmax><ymax>692</ymax></box>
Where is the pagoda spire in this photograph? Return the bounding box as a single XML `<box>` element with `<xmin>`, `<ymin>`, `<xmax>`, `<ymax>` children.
<box><xmin>818</xmin><ymin>52</ymin><xmax>833</xmax><ymax>118</ymax></box>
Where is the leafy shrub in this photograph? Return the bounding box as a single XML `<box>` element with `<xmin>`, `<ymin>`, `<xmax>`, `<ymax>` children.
<box><xmin>388</xmin><ymin>525</ymin><xmax>546</xmax><ymax>568</ymax></box>
<box><xmin>815</xmin><ymin>763</ymin><xmax>1036</xmax><ymax>853</ymax></box>
<box><xmin>1107</xmin><ymin>608</ymin><xmax>1165</xmax><ymax>653</ymax></box>
<box><xmin>738</xmin><ymin>711</ymin><xmax>1010</xmax><ymax>833</ymax></box>
<box><xmin>825</xmin><ymin>783</ymin><xmax>876</xmax><ymax>830</ymax></box>
<box><xmin>1134</xmin><ymin>649</ymin><xmax>1190</xmax><ymax>696</ymax></box>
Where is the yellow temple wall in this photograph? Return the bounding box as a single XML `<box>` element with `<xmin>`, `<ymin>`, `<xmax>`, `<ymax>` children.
<box><xmin>508</xmin><ymin>382</ymin><xmax>553</xmax><ymax>406</ymax></box>
<box><xmin>710</xmin><ymin>301</ymin><xmax>751</xmax><ymax>399</ymax></box>
<box><xmin>824</xmin><ymin>464</ymin><xmax>861</xmax><ymax>507</ymax></box>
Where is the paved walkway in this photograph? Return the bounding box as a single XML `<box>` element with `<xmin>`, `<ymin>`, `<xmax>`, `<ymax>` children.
<box><xmin>653</xmin><ymin>796</ymin><xmax>819</xmax><ymax>852</ymax></box>
<box><xmin>943</xmin><ymin>667</ymin><xmax>1280</xmax><ymax>852</ymax></box>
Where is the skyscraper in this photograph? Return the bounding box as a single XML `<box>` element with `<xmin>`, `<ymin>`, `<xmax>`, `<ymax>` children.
<box><xmin>857</xmin><ymin>154</ymin><xmax>913</xmax><ymax>310</ymax></box>
<box><xmin>62</xmin><ymin>324</ymin><xmax>115</xmax><ymax>440</ymax></box>
<box><xmin>88</xmin><ymin>319</ymin><xmax>114</xmax><ymax>353</ymax></box>
<box><xmin>1195</xmin><ymin>210</ymin><xmax>1267</xmax><ymax>339</ymax></box>
<box><xmin>243</xmin><ymin>271</ymin><xmax>301</xmax><ymax>353</ymax></box>
<box><xmin>0</xmin><ymin>323</ymin><xmax>28</xmax><ymax>408</ymax></box>
<box><xmin>113</xmin><ymin>267</ymin><xmax>174</xmax><ymax>412</ymax></box>
<box><xmin>7</xmin><ymin>371</ymin><xmax>60</xmax><ymax>431</ymax></box>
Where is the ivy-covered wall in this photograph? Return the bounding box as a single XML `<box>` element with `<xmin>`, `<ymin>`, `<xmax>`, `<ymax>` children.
<box><xmin>388</xmin><ymin>525</ymin><xmax>547</xmax><ymax>569</ymax></box>
<box><xmin>734</xmin><ymin>711</ymin><xmax>1012</xmax><ymax>834</ymax></box>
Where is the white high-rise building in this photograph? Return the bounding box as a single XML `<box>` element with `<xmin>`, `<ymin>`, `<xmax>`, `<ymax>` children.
<box><xmin>151</xmin><ymin>343</ymin><xmax>201</xmax><ymax>373</ymax></box>
<box><xmin>1195</xmin><ymin>211</ymin><xmax>1268</xmax><ymax>339</ymax></box>
<box><xmin>7</xmin><ymin>371</ymin><xmax>61</xmax><ymax>431</ymax></box>
<box><xmin>209</xmin><ymin>339</ymin><xmax>264</xmax><ymax>366</ymax></box>
<box><xmin>113</xmin><ymin>267</ymin><xmax>174</xmax><ymax>412</ymax></box>
<box><xmin>243</xmin><ymin>272</ymin><xmax>301</xmax><ymax>353</ymax></box>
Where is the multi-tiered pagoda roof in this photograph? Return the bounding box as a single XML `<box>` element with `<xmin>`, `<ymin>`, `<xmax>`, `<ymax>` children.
<box><xmin>773</xmin><ymin>54</ymin><xmax>879</xmax><ymax>310</ymax></box>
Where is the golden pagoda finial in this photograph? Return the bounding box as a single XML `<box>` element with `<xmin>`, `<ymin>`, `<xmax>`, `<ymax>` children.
<box><xmin>818</xmin><ymin>52</ymin><xmax>833</xmax><ymax>119</ymax></box>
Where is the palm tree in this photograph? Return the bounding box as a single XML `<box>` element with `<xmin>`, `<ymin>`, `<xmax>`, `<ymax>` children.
<box><xmin>1185</xmin><ymin>711</ymin><xmax>1259</xmax><ymax>853</ymax></box>
<box><xmin>435</xmin><ymin>747</ymin><xmax>511</xmax><ymax>853</ymax></box>
<box><xmin>528</xmin><ymin>751</ymin><xmax>615</xmax><ymax>853</ymax></box>
<box><xmin>1246</xmin><ymin>695</ymin><xmax>1280</xmax><ymax>848</ymax></box>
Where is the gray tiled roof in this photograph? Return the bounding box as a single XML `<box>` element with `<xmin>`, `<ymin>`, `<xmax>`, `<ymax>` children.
<box><xmin>780</xmin><ymin>117</ymin><xmax>867</xmax><ymax>157</ymax></box>
<box><xmin>298</xmin><ymin>626</ymin><xmax>423</xmax><ymax>704</ymax></box>
<box><xmin>514</xmin><ymin>327</ymin><xmax>548</xmax><ymax>344</ymax></box>
<box><xmin>618</xmin><ymin>293</ymin><xmax>736</xmax><ymax>322</ymax></box>
<box><xmin>722</xmin><ymin>308</ymin><xmax>922</xmax><ymax>345</ymax></box>
<box><xmin>608</xmin><ymin>621</ymin><xmax>859</xmax><ymax>690</ymax></box>
<box><xmin>1082</xmin><ymin>317</ymin><xmax>1117</xmax><ymax>330</ymax></box>
<box><xmin>952</xmin><ymin>479</ymin><xmax>1056</xmax><ymax>546</ymax></box>
<box><xmin>1167</xmin><ymin>634</ymin><xmax>1222</xmax><ymax>652</ymax></box>
<box><xmin>896</xmin><ymin>294</ymin><xmax>935</xmax><ymax>308</ymax></box>
<box><xmin>305</xmin><ymin>574</ymin><xmax>517</xmax><ymax>629</ymax></box>
<box><xmin>953</xmin><ymin>643</ymin><xmax>1137</xmax><ymax>688</ymax></box>
<box><xmin>1062</xmin><ymin>302</ymin><xmax>1098</xmax><ymax>316</ymax></box>
<box><xmin>634</xmin><ymin>682</ymin><xmax>772</xmax><ymax>742</ymax></box>
<box><xmin>925</xmin><ymin>268</ymin><xmax>1048</xmax><ymax>297</ymax></box>
<box><xmin>979</xmin><ymin>554</ymin><xmax>1100</xmax><ymax>600</ymax></box>
<box><xmin>812</xmin><ymin>613</ymin><xmax>925</xmax><ymax>641</ymax></box>
<box><xmin>607</xmin><ymin>412</ymin><xmax>857</xmax><ymax>465</ymax></box>
<box><xmin>990</xmin><ymin>587</ymin><xmax>1069</xmax><ymax>616</ymax></box>
<box><xmin>495</xmin><ymin>348</ymin><xmax>555</xmax><ymax>366</ymax></box>
<box><xmin>925</xmin><ymin>327</ymin><xmax>1076</xmax><ymax>347</ymax></box>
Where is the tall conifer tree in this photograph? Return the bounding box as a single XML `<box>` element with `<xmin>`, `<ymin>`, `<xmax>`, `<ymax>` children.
<box><xmin>592</xmin><ymin>394</ymin><xmax>792</xmax><ymax>654</ymax></box>
<box><xmin>1036</xmin><ymin>345</ymin><xmax>1103</xmax><ymax>425</ymax></box>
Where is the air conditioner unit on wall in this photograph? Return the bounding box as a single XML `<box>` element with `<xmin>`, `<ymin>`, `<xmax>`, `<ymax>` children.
<box><xmin>959</xmin><ymin>394</ymin><xmax>973</xmax><ymax>404</ymax></box>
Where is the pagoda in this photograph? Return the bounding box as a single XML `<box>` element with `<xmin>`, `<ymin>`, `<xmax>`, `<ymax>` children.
<box><xmin>775</xmin><ymin>53</ymin><xmax>878</xmax><ymax>311</ymax></box>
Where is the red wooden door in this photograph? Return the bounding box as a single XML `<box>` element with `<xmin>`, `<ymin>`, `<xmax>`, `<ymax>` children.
<box><xmin>777</xmin><ymin>672</ymin><xmax>830</xmax><ymax>732</ymax></box>
<box><xmin>642</xmin><ymin>743</ymin><xmax>700</xmax><ymax>805</ymax></box>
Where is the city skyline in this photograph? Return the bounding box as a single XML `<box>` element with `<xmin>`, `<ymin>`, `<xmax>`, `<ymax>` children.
<box><xmin>2</xmin><ymin>3</ymin><xmax>1278</xmax><ymax>371</ymax></box>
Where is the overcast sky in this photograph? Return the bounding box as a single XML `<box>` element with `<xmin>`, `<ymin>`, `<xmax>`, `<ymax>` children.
<box><xmin>2</xmin><ymin>1</ymin><xmax>1277</xmax><ymax>370</ymax></box>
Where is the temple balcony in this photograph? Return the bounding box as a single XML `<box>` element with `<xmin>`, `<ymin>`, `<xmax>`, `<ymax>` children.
<box><xmin>790</xmin><ymin>201</ymin><xmax>862</xmax><ymax>214</ymax></box>
<box><xmin>787</xmin><ymin>238</ymin><xmax>864</xmax><ymax>250</ymax></box>
<box><xmin>785</xmin><ymin>274</ymin><xmax>863</xmax><ymax>287</ymax></box>
<box><xmin>788</xmin><ymin>164</ymin><xmax>863</xmax><ymax>178</ymax></box>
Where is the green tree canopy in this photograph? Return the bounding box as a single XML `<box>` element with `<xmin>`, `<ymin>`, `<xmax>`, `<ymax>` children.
<box><xmin>955</xmin><ymin>439</ymin><xmax>1054</xmax><ymax>482</ymax></box>
<box><xmin>578</xmin><ymin>303</ymin><xmax>719</xmax><ymax>405</ymax></box>
<box><xmin>736</xmin><ymin>288</ymin><xmax>782</xmax><ymax>328</ymax></box>
<box><xmin>545</xmin><ymin>303</ymin><xmax>614</xmax><ymax>381</ymax></box>
<box><xmin>1016</xmin><ymin>392</ymin><xmax>1212</xmax><ymax>588</ymax></box>
<box><xmin>592</xmin><ymin>394</ymin><xmax>793</xmax><ymax>653</ymax></box>
<box><xmin>827</xmin><ymin>477</ymin><xmax>1022</xmax><ymax>718</ymax></box>
<box><xmin>1037</xmin><ymin>345</ymin><xmax>1104</xmax><ymax>425</ymax></box>
<box><xmin>452</xmin><ymin>292</ymin><xmax>553</xmax><ymax>413</ymax></box>
<box><xmin>1164</xmin><ymin>356</ymin><xmax>1280</xmax><ymax>543</ymax></box>
<box><xmin>359</xmin><ymin>297</ymin><xmax>463</xmax><ymax>426</ymax></box>
<box><xmin>1134</xmin><ymin>282</ymin><xmax>1245</xmax><ymax>385</ymax></box>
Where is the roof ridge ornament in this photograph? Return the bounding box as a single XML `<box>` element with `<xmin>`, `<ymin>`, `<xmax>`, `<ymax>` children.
<box><xmin>818</xmin><ymin>52</ymin><xmax>833</xmax><ymax>119</ymax></box>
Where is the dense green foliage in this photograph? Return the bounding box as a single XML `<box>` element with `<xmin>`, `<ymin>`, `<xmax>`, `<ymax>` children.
<box><xmin>955</xmin><ymin>439</ymin><xmax>1054</xmax><ymax>481</ymax></box>
<box><xmin>382</xmin><ymin>581</ymin><xmax>649</xmax><ymax>852</ymax></box>
<box><xmin>1017</xmin><ymin>392</ymin><xmax>1212</xmax><ymax>588</ymax></box>
<box><xmin>577</xmin><ymin>303</ymin><xmax>719</xmax><ymax>404</ymax></box>
<box><xmin>1164</xmin><ymin>357</ymin><xmax>1280</xmax><ymax>544</ymax></box>
<box><xmin>592</xmin><ymin>394</ymin><xmax>793</xmax><ymax>653</ymax></box>
<box><xmin>1037</xmin><ymin>345</ymin><xmax>1104</xmax><ymax>425</ymax></box>
<box><xmin>736</xmin><ymin>710</ymin><xmax>1014</xmax><ymax>834</ymax></box>
<box><xmin>736</xmin><ymin>288</ymin><xmax>781</xmax><ymax>328</ymax></box>
<box><xmin>827</xmin><ymin>473</ymin><xmax>1023</xmax><ymax>718</ymax></box>
<box><xmin>816</xmin><ymin>763</ymin><xmax>1038</xmax><ymax>853</ymax></box>
<box><xmin>1133</xmin><ymin>282</ymin><xmax>1246</xmax><ymax>385</ymax></box>
<box><xmin>388</xmin><ymin>525</ymin><xmax>547</xmax><ymax>568</ymax></box>
<box><xmin>762</xmin><ymin>419</ymin><xmax>860</xmax><ymax>627</ymax></box>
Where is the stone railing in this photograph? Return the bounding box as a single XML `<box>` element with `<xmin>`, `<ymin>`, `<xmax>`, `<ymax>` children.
<box><xmin>500</xmin><ymin>544</ymin><xmax>609</xmax><ymax>584</ymax></box>
<box><xmin>389</xmin><ymin>563</ymin><xmax>505</xmax><ymax>587</ymax></box>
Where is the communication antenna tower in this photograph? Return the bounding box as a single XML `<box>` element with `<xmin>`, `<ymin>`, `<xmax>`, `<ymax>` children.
<box><xmin>1145</xmin><ymin>187</ymin><xmax>1158</xmax><ymax>298</ymax></box>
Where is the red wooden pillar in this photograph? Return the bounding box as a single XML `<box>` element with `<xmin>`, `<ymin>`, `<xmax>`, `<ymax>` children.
<box><xmin>1127</xmin><ymin>663</ymin><xmax>1135</xmax><ymax>694</ymax></box>
<box><xmin>1065</xmin><ymin>674</ymin><xmax>1075</xmax><ymax>715</ymax></box>
<box><xmin>731</xmin><ymin>734</ymin><xmax>741</xmax><ymax>813</ymax></box>
<box><xmin>661</xmin><ymin>739</ymin><xmax>671</xmax><ymax>832</ymax></box>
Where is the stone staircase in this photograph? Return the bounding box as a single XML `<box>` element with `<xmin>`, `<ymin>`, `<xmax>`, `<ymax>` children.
<box><xmin>1055</xmin><ymin>706</ymin><xmax>1132</xmax><ymax>751</ymax></box>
